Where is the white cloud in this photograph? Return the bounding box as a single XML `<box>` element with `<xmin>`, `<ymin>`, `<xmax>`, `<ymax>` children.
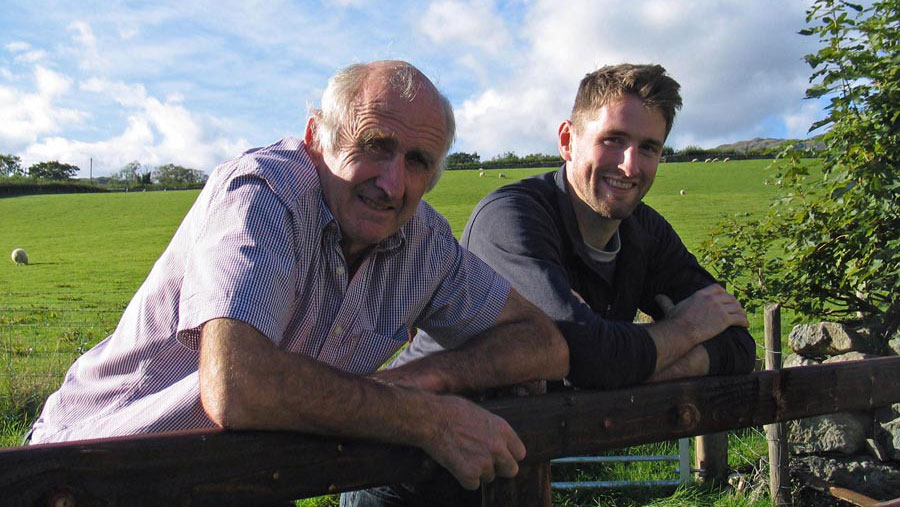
<box><xmin>421</xmin><ymin>0</ymin><xmax>512</xmax><ymax>56</ymax></box>
<box><xmin>67</xmin><ymin>21</ymin><xmax>107</xmax><ymax>71</ymax></box>
<box><xmin>20</xmin><ymin>77</ymin><xmax>251</xmax><ymax>176</ymax></box>
<box><xmin>68</xmin><ymin>21</ymin><xmax>96</xmax><ymax>47</ymax></box>
<box><xmin>448</xmin><ymin>0</ymin><xmax>820</xmax><ymax>156</ymax></box>
<box><xmin>0</xmin><ymin>66</ymin><xmax>86</xmax><ymax>147</ymax></box>
<box><xmin>0</xmin><ymin>0</ymin><xmax>830</xmax><ymax>173</ymax></box>
<box><xmin>16</xmin><ymin>50</ymin><xmax>48</xmax><ymax>63</ymax></box>
<box><xmin>118</xmin><ymin>26</ymin><xmax>139</xmax><ymax>40</ymax></box>
<box><xmin>4</xmin><ymin>41</ymin><xmax>46</xmax><ymax>63</ymax></box>
<box><xmin>35</xmin><ymin>66</ymin><xmax>72</xmax><ymax>97</ymax></box>
<box><xmin>456</xmin><ymin>84</ymin><xmax>562</xmax><ymax>158</ymax></box>
<box><xmin>81</xmin><ymin>78</ymin><xmax>149</xmax><ymax>108</ymax></box>
<box><xmin>5</xmin><ymin>41</ymin><xmax>32</xmax><ymax>53</ymax></box>
<box><xmin>329</xmin><ymin>0</ymin><xmax>368</xmax><ymax>6</ymax></box>
<box><xmin>784</xmin><ymin>99</ymin><xmax>827</xmax><ymax>138</ymax></box>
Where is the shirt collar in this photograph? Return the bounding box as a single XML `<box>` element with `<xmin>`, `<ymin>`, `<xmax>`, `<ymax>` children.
<box><xmin>316</xmin><ymin>191</ymin><xmax>407</xmax><ymax>255</ymax></box>
<box><xmin>554</xmin><ymin>166</ymin><xmax>598</xmax><ymax>267</ymax></box>
<box><xmin>553</xmin><ymin>165</ymin><xmax>651</xmax><ymax>267</ymax></box>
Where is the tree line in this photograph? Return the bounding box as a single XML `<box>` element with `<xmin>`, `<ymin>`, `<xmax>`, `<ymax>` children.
<box><xmin>0</xmin><ymin>155</ymin><xmax>207</xmax><ymax>187</ymax></box>
<box><xmin>444</xmin><ymin>151</ymin><xmax>565</xmax><ymax>170</ymax></box>
<box><xmin>443</xmin><ymin>142</ymin><xmax>803</xmax><ymax>170</ymax></box>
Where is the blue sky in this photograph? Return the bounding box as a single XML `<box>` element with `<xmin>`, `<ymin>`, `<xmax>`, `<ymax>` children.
<box><xmin>0</xmin><ymin>0</ymin><xmax>824</xmax><ymax>178</ymax></box>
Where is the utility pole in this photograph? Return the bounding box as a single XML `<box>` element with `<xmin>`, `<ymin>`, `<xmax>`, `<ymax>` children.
<box><xmin>90</xmin><ymin>157</ymin><xmax>93</xmax><ymax>184</ymax></box>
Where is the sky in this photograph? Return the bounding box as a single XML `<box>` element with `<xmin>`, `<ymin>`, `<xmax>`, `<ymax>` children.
<box><xmin>0</xmin><ymin>0</ymin><xmax>826</xmax><ymax>178</ymax></box>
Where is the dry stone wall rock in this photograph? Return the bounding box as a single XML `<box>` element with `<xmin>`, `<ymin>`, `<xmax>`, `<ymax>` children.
<box><xmin>789</xmin><ymin>412</ymin><xmax>870</xmax><ymax>455</ymax></box>
<box><xmin>783</xmin><ymin>353</ymin><xmax>820</xmax><ymax>368</ymax></box>
<box><xmin>793</xmin><ymin>455</ymin><xmax>900</xmax><ymax>500</ymax></box>
<box><xmin>788</xmin><ymin>322</ymin><xmax>880</xmax><ymax>357</ymax></box>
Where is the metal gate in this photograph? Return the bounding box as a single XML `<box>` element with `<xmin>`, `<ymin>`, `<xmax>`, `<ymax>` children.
<box><xmin>551</xmin><ymin>438</ymin><xmax>691</xmax><ymax>489</ymax></box>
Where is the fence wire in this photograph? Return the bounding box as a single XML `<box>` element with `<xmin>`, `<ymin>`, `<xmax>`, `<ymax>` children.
<box><xmin>1</xmin><ymin>290</ymin><xmax>132</xmax><ymax>422</ymax></box>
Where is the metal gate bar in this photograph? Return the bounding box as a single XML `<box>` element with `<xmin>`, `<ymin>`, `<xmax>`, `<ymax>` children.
<box><xmin>551</xmin><ymin>438</ymin><xmax>691</xmax><ymax>489</ymax></box>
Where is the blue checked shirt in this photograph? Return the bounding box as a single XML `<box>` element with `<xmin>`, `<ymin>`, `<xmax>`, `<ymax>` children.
<box><xmin>31</xmin><ymin>137</ymin><xmax>510</xmax><ymax>443</ymax></box>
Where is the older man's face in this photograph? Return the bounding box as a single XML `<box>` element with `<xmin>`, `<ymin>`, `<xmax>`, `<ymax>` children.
<box><xmin>313</xmin><ymin>75</ymin><xmax>448</xmax><ymax>262</ymax></box>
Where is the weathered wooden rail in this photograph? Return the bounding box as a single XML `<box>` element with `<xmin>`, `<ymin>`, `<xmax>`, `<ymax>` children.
<box><xmin>3</xmin><ymin>356</ymin><xmax>900</xmax><ymax>506</ymax></box>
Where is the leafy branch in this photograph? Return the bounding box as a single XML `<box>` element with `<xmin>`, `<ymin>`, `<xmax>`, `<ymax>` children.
<box><xmin>699</xmin><ymin>0</ymin><xmax>900</xmax><ymax>341</ymax></box>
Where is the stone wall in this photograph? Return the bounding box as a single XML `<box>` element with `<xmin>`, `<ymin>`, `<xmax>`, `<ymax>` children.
<box><xmin>785</xmin><ymin>322</ymin><xmax>900</xmax><ymax>499</ymax></box>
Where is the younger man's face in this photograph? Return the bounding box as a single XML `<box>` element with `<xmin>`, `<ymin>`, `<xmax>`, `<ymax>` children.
<box><xmin>562</xmin><ymin>94</ymin><xmax>667</xmax><ymax>221</ymax></box>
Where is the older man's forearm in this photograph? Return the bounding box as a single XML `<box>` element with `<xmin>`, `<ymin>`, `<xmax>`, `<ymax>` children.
<box><xmin>373</xmin><ymin>288</ymin><xmax>569</xmax><ymax>394</ymax></box>
<box><xmin>198</xmin><ymin>317</ymin><xmax>532</xmax><ymax>490</ymax></box>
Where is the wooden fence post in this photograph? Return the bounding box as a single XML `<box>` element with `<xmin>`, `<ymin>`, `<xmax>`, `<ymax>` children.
<box><xmin>481</xmin><ymin>382</ymin><xmax>551</xmax><ymax>507</ymax></box>
<box><xmin>693</xmin><ymin>282</ymin><xmax>729</xmax><ymax>485</ymax></box>
<box><xmin>694</xmin><ymin>432</ymin><xmax>728</xmax><ymax>485</ymax></box>
<box><xmin>481</xmin><ymin>463</ymin><xmax>551</xmax><ymax>507</ymax></box>
<box><xmin>765</xmin><ymin>303</ymin><xmax>791</xmax><ymax>506</ymax></box>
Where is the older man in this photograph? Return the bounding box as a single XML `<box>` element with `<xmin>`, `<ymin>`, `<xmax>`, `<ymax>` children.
<box><xmin>29</xmin><ymin>60</ymin><xmax>569</xmax><ymax>491</ymax></box>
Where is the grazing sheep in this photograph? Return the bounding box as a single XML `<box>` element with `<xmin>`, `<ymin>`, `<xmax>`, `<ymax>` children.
<box><xmin>723</xmin><ymin>157</ymin><xmax>730</xmax><ymax>162</ymax></box>
<box><xmin>479</xmin><ymin>171</ymin><xmax>485</xmax><ymax>177</ymax></box>
<box><xmin>11</xmin><ymin>248</ymin><xmax>28</xmax><ymax>265</ymax></box>
<box><xmin>498</xmin><ymin>173</ymin><xmax>506</xmax><ymax>178</ymax></box>
<box><xmin>704</xmin><ymin>158</ymin><xmax>712</xmax><ymax>163</ymax></box>
<box><xmin>712</xmin><ymin>157</ymin><xmax>720</xmax><ymax>162</ymax></box>
<box><xmin>679</xmin><ymin>189</ymin><xmax>686</xmax><ymax>196</ymax></box>
<box><xmin>691</xmin><ymin>158</ymin><xmax>699</xmax><ymax>163</ymax></box>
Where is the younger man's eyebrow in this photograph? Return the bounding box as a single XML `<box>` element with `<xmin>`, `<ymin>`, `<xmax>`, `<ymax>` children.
<box><xmin>605</xmin><ymin>128</ymin><xmax>664</xmax><ymax>150</ymax></box>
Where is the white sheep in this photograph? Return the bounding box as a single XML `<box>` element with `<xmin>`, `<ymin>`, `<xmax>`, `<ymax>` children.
<box><xmin>691</xmin><ymin>158</ymin><xmax>699</xmax><ymax>163</ymax></box>
<box><xmin>11</xmin><ymin>248</ymin><xmax>28</xmax><ymax>265</ymax></box>
<box><xmin>479</xmin><ymin>171</ymin><xmax>485</xmax><ymax>178</ymax></box>
<box><xmin>498</xmin><ymin>173</ymin><xmax>506</xmax><ymax>178</ymax></box>
<box><xmin>679</xmin><ymin>189</ymin><xmax>686</xmax><ymax>196</ymax></box>
<box><xmin>723</xmin><ymin>157</ymin><xmax>730</xmax><ymax>162</ymax></box>
<box><xmin>712</xmin><ymin>157</ymin><xmax>720</xmax><ymax>162</ymax></box>
<box><xmin>704</xmin><ymin>158</ymin><xmax>712</xmax><ymax>163</ymax></box>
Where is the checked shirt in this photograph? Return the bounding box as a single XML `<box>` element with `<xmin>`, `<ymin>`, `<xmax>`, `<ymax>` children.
<box><xmin>30</xmin><ymin>137</ymin><xmax>509</xmax><ymax>443</ymax></box>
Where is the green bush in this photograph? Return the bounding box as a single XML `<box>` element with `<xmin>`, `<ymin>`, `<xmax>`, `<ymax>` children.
<box><xmin>0</xmin><ymin>177</ymin><xmax>108</xmax><ymax>196</ymax></box>
<box><xmin>700</xmin><ymin>0</ymin><xmax>900</xmax><ymax>341</ymax></box>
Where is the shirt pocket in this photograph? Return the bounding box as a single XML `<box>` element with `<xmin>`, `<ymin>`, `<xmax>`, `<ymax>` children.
<box><xmin>338</xmin><ymin>327</ymin><xmax>409</xmax><ymax>375</ymax></box>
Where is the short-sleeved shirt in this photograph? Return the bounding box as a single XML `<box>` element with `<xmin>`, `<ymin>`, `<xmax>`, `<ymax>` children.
<box><xmin>396</xmin><ymin>167</ymin><xmax>756</xmax><ymax>389</ymax></box>
<box><xmin>30</xmin><ymin>137</ymin><xmax>510</xmax><ymax>444</ymax></box>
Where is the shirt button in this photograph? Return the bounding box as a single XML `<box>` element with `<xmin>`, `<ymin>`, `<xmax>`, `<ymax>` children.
<box><xmin>332</xmin><ymin>326</ymin><xmax>343</xmax><ymax>336</ymax></box>
<box><xmin>336</xmin><ymin>266</ymin><xmax>345</xmax><ymax>275</ymax></box>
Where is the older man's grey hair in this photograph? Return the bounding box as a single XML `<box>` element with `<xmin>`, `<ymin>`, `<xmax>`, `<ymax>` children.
<box><xmin>312</xmin><ymin>61</ymin><xmax>456</xmax><ymax>191</ymax></box>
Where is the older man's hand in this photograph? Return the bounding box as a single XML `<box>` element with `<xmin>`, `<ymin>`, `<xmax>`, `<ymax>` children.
<box><xmin>417</xmin><ymin>393</ymin><xmax>525</xmax><ymax>490</ymax></box>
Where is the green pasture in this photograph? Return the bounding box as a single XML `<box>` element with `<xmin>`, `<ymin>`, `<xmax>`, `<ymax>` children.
<box><xmin>0</xmin><ymin>160</ymin><xmax>784</xmax><ymax>504</ymax></box>
<box><xmin>433</xmin><ymin>160</ymin><xmax>783</xmax><ymax>238</ymax></box>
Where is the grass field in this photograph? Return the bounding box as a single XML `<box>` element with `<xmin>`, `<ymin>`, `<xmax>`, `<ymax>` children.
<box><xmin>0</xmin><ymin>160</ymin><xmax>787</xmax><ymax>505</ymax></box>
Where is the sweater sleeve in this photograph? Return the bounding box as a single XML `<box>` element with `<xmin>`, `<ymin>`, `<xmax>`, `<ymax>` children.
<box><xmin>635</xmin><ymin>207</ymin><xmax>757</xmax><ymax>376</ymax></box>
<box><xmin>463</xmin><ymin>191</ymin><xmax>658</xmax><ymax>389</ymax></box>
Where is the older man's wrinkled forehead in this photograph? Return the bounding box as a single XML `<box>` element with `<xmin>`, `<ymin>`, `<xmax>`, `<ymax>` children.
<box><xmin>359</xmin><ymin>63</ymin><xmax>440</xmax><ymax>110</ymax></box>
<box><xmin>345</xmin><ymin>67</ymin><xmax>448</xmax><ymax>147</ymax></box>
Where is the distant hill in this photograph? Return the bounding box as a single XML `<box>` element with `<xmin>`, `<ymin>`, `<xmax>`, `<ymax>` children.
<box><xmin>713</xmin><ymin>136</ymin><xmax>825</xmax><ymax>154</ymax></box>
